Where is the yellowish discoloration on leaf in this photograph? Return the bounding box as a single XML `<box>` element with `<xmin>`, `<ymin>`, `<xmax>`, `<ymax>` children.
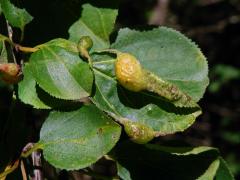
<box><xmin>114</xmin><ymin>52</ymin><xmax>199</xmax><ymax>108</ymax></box>
<box><xmin>122</xmin><ymin>120</ymin><xmax>155</xmax><ymax>144</ymax></box>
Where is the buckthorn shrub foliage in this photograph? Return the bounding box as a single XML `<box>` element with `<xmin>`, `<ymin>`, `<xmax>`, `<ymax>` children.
<box><xmin>0</xmin><ymin>1</ymin><xmax>234</xmax><ymax>179</ymax></box>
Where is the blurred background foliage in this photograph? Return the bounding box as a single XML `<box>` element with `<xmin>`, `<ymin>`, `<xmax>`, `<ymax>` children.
<box><xmin>0</xmin><ymin>0</ymin><xmax>240</xmax><ymax>179</ymax></box>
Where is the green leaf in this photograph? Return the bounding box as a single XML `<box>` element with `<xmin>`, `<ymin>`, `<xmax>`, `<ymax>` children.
<box><xmin>18</xmin><ymin>63</ymin><xmax>51</xmax><ymax>109</ymax></box>
<box><xmin>69</xmin><ymin>4</ymin><xmax>118</xmax><ymax>51</ymax></box>
<box><xmin>38</xmin><ymin>104</ymin><xmax>121</xmax><ymax>170</ymax></box>
<box><xmin>0</xmin><ymin>34</ymin><xmax>9</xmax><ymax>41</ymax></box>
<box><xmin>18</xmin><ymin>63</ymin><xmax>84</xmax><ymax>109</ymax></box>
<box><xmin>112</xmin><ymin>27</ymin><xmax>209</xmax><ymax>101</ymax></box>
<box><xmin>111</xmin><ymin>141</ymin><xmax>233</xmax><ymax>180</ymax></box>
<box><xmin>92</xmin><ymin>27</ymin><xmax>207</xmax><ymax>139</ymax></box>
<box><xmin>117</xmin><ymin>163</ymin><xmax>132</xmax><ymax>180</ymax></box>
<box><xmin>29</xmin><ymin>39</ymin><xmax>93</xmax><ymax>100</ymax></box>
<box><xmin>93</xmin><ymin>68</ymin><xmax>201</xmax><ymax>137</ymax></box>
<box><xmin>35</xmin><ymin>38</ymin><xmax>79</xmax><ymax>53</ymax></box>
<box><xmin>216</xmin><ymin>157</ymin><xmax>235</xmax><ymax>180</ymax></box>
<box><xmin>197</xmin><ymin>159</ymin><xmax>220</xmax><ymax>180</ymax></box>
<box><xmin>0</xmin><ymin>0</ymin><xmax>33</xmax><ymax>31</ymax></box>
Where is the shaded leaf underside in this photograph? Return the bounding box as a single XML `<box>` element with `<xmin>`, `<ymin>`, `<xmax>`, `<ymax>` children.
<box><xmin>112</xmin><ymin>142</ymin><xmax>234</xmax><ymax>180</ymax></box>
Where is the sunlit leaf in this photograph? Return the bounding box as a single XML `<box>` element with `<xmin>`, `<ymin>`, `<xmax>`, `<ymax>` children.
<box><xmin>69</xmin><ymin>3</ymin><xmax>118</xmax><ymax>51</ymax></box>
<box><xmin>0</xmin><ymin>0</ymin><xmax>33</xmax><ymax>31</ymax></box>
<box><xmin>38</xmin><ymin>105</ymin><xmax>121</xmax><ymax>170</ymax></box>
<box><xmin>29</xmin><ymin>39</ymin><xmax>93</xmax><ymax>100</ymax></box>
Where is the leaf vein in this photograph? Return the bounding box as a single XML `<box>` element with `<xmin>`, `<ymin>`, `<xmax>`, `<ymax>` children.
<box><xmin>96</xmin><ymin>8</ymin><xmax>108</xmax><ymax>41</ymax></box>
<box><xmin>79</xmin><ymin>20</ymin><xmax>108</xmax><ymax>47</ymax></box>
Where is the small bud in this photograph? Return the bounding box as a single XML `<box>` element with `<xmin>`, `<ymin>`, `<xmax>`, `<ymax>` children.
<box><xmin>115</xmin><ymin>53</ymin><xmax>146</xmax><ymax>92</ymax></box>
<box><xmin>114</xmin><ymin>52</ymin><xmax>197</xmax><ymax>107</ymax></box>
<box><xmin>78</xmin><ymin>36</ymin><xmax>93</xmax><ymax>59</ymax></box>
<box><xmin>0</xmin><ymin>63</ymin><xmax>21</xmax><ymax>84</ymax></box>
<box><xmin>123</xmin><ymin>121</ymin><xmax>155</xmax><ymax>144</ymax></box>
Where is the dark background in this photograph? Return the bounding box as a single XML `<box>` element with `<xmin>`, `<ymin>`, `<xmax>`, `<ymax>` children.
<box><xmin>1</xmin><ymin>0</ymin><xmax>240</xmax><ymax>179</ymax></box>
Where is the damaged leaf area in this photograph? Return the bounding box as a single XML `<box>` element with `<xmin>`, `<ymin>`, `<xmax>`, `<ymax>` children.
<box><xmin>92</xmin><ymin>27</ymin><xmax>207</xmax><ymax>140</ymax></box>
<box><xmin>111</xmin><ymin>51</ymin><xmax>199</xmax><ymax>108</ymax></box>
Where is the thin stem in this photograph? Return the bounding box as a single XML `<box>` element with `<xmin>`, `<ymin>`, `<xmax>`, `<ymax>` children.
<box><xmin>95</xmin><ymin>49</ymin><xmax>120</xmax><ymax>55</ymax></box>
<box><xmin>0</xmin><ymin>34</ymin><xmax>14</xmax><ymax>45</ymax></box>
<box><xmin>20</xmin><ymin>27</ymin><xmax>25</xmax><ymax>43</ymax></box>
<box><xmin>103</xmin><ymin>155</ymin><xmax>115</xmax><ymax>161</ymax></box>
<box><xmin>21</xmin><ymin>143</ymin><xmax>43</xmax><ymax>158</ymax></box>
<box><xmin>87</xmin><ymin>55</ymin><xmax>93</xmax><ymax>68</ymax></box>
<box><xmin>16</xmin><ymin>44</ymin><xmax>39</xmax><ymax>53</ymax></box>
<box><xmin>0</xmin><ymin>160</ymin><xmax>19</xmax><ymax>179</ymax></box>
<box><xmin>104</xmin><ymin>111</ymin><xmax>126</xmax><ymax>124</ymax></box>
<box><xmin>79</xmin><ymin>49</ymin><xmax>93</xmax><ymax>68</ymax></box>
<box><xmin>6</xmin><ymin>21</ymin><xmax>13</xmax><ymax>41</ymax></box>
<box><xmin>20</xmin><ymin>160</ymin><xmax>28</xmax><ymax>180</ymax></box>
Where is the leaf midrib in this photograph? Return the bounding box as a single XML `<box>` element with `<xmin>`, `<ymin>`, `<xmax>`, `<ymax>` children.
<box><xmin>93</xmin><ymin>69</ymin><xmax>121</xmax><ymax>117</ymax></box>
<box><xmin>79</xmin><ymin>20</ymin><xmax>108</xmax><ymax>48</ymax></box>
<box><xmin>44</xmin><ymin>46</ymin><xmax>88</xmax><ymax>97</ymax></box>
<box><xmin>93</xmin><ymin>59</ymin><xmax>206</xmax><ymax>83</ymax></box>
<box><xmin>95</xmin><ymin>8</ymin><xmax>108</xmax><ymax>41</ymax></box>
<box><xmin>40</xmin><ymin>110</ymin><xmax>80</xmax><ymax>139</ymax></box>
<box><xmin>40</xmin><ymin>124</ymin><xmax>117</xmax><ymax>147</ymax></box>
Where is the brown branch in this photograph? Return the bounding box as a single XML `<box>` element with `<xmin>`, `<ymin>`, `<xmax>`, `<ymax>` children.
<box><xmin>20</xmin><ymin>160</ymin><xmax>28</xmax><ymax>180</ymax></box>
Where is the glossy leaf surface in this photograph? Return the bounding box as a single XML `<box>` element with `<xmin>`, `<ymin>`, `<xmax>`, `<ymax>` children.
<box><xmin>29</xmin><ymin>39</ymin><xmax>93</xmax><ymax>100</ymax></box>
<box><xmin>18</xmin><ymin>63</ymin><xmax>51</xmax><ymax>109</ymax></box>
